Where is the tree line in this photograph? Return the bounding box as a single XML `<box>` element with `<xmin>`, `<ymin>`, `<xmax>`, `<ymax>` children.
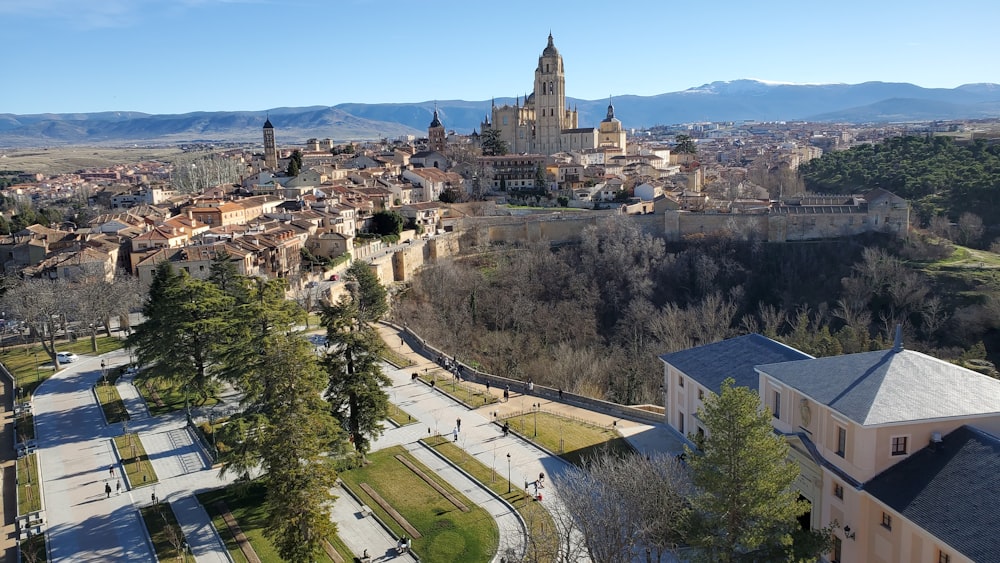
<box><xmin>396</xmin><ymin>216</ymin><xmax>999</xmax><ymax>405</ymax></box>
<box><xmin>799</xmin><ymin>135</ymin><xmax>1000</xmax><ymax>234</ymax></box>
<box><xmin>128</xmin><ymin>255</ymin><xmax>390</xmax><ymax>561</ymax></box>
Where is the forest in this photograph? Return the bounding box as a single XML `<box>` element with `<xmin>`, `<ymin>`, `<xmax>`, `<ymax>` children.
<box><xmin>395</xmin><ymin>216</ymin><xmax>1000</xmax><ymax>406</ymax></box>
<box><xmin>799</xmin><ymin>135</ymin><xmax>1000</xmax><ymax>230</ymax></box>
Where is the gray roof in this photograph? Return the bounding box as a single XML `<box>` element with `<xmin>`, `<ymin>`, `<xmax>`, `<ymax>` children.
<box><xmin>658</xmin><ymin>334</ymin><xmax>812</xmax><ymax>392</ymax></box>
<box><xmin>866</xmin><ymin>426</ymin><xmax>1000</xmax><ymax>561</ymax></box>
<box><xmin>757</xmin><ymin>349</ymin><xmax>1000</xmax><ymax>426</ymax></box>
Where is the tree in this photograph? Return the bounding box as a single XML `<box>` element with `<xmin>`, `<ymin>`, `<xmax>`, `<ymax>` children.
<box><xmin>345</xmin><ymin>260</ymin><xmax>388</xmax><ymax>322</ymax></box>
<box><xmin>481</xmin><ymin>128</ymin><xmax>508</xmax><ymax>156</ymax></box>
<box><xmin>534</xmin><ymin>164</ymin><xmax>548</xmax><ymax>191</ymax></box>
<box><xmin>686</xmin><ymin>378</ymin><xmax>828</xmax><ymax>562</ymax></box>
<box><xmin>322</xmin><ymin>296</ymin><xmax>391</xmax><ymax>458</ymax></box>
<box><xmin>674</xmin><ymin>134</ymin><xmax>697</xmax><ymax>154</ymax></box>
<box><xmin>286</xmin><ymin>149</ymin><xmax>303</xmax><ymax>176</ymax></box>
<box><xmin>956</xmin><ymin>212</ymin><xmax>984</xmax><ymax>247</ymax></box>
<box><xmin>439</xmin><ymin>187</ymin><xmax>461</xmax><ymax>203</ymax></box>
<box><xmin>3</xmin><ymin>278</ymin><xmax>74</xmax><ymax>368</ymax></box>
<box><xmin>370</xmin><ymin>210</ymin><xmax>404</xmax><ymax>236</ymax></box>
<box><xmin>128</xmin><ymin>263</ymin><xmax>235</xmax><ymax>412</ymax></box>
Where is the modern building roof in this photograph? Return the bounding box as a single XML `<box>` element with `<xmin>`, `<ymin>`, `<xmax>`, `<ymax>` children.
<box><xmin>865</xmin><ymin>426</ymin><xmax>1000</xmax><ymax>561</ymax></box>
<box><xmin>757</xmin><ymin>348</ymin><xmax>1000</xmax><ymax>426</ymax></box>
<box><xmin>658</xmin><ymin>334</ymin><xmax>812</xmax><ymax>392</ymax></box>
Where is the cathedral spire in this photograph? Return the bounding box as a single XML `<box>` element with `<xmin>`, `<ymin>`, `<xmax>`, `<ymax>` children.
<box><xmin>607</xmin><ymin>96</ymin><xmax>615</xmax><ymax>120</ymax></box>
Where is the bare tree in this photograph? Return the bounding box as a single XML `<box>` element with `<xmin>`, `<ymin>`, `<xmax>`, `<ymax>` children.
<box><xmin>3</xmin><ymin>278</ymin><xmax>75</xmax><ymax>367</ymax></box>
<box><xmin>956</xmin><ymin>212</ymin><xmax>984</xmax><ymax>247</ymax></box>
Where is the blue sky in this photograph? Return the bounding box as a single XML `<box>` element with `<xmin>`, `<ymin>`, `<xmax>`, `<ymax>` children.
<box><xmin>2</xmin><ymin>0</ymin><xmax>998</xmax><ymax>115</ymax></box>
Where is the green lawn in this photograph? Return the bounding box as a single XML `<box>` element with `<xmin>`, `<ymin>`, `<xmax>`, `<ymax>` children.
<box><xmin>135</xmin><ymin>376</ymin><xmax>219</xmax><ymax>417</ymax></box>
<box><xmin>15</xmin><ymin>412</ymin><xmax>34</xmax><ymax>444</ymax></box>
<box><xmin>422</xmin><ymin>436</ymin><xmax>558</xmax><ymax>561</ymax></box>
<box><xmin>198</xmin><ymin>483</ymin><xmax>342</xmax><ymax>563</ymax></box>
<box><xmin>19</xmin><ymin>534</ymin><xmax>46</xmax><ymax>563</ymax></box>
<box><xmin>0</xmin><ymin>335</ymin><xmax>125</xmax><ymax>396</ymax></box>
<box><xmin>96</xmin><ymin>383</ymin><xmax>130</xmax><ymax>424</ymax></box>
<box><xmin>114</xmin><ymin>433</ymin><xmax>157</xmax><ymax>487</ymax></box>
<box><xmin>417</xmin><ymin>370</ymin><xmax>498</xmax><ymax>408</ymax></box>
<box><xmin>340</xmin><ymin>445</ymin><xmax>499</xmax><ymax>563</ymax></box>
<box><xmin>502</xmin><ymin>410</ymin><xmax>635</xmax><ymax>467</ymax></box>
<box><xmin>17</xmin><ymin>453</ymin><xmax>42</xmax><ymax>515</ymax></box>
<box><xmin>140</xmin><ymin>504</ymin><xmax>196</xmax><ymax>563</ymax></box>
<box><xmin>386</xmin><ymin>402</ymin><xmax>419</xmax><ymax>427</ymax></box>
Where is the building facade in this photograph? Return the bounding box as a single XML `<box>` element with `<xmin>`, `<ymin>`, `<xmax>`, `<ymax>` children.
<box><xmin>480</xmin><ymin>34</ymin><xmax>600</xmax><ymax>155</ymax></box>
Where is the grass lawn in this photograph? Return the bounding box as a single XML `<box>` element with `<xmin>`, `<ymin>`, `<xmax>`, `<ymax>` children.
<box><xmin>0</xmin><ymin>336</ymin><xmax>125</xmax><ymax>396</ymax></box>
<box><xmin>379</xmin><ymin>345</ymin><xmax>415</xmax><ymax>368</ymax></box>
<box><xmin>417</xmin><ymin>370</ymin><xmax>498</xmax><ymax>408</ymax></box>
<box><xmin>95</xmin><ymin>383</ymin><xmax>130</xmax><ymax>424</ymax></box>
<box><xmin>141</xmin><ymin>503</ymin><xmax>196</xmax><ymax>563</ymax></box>
<box><xmin>422</xmin><ymin>436</ymin><xmax>558</xmax><ymax>561</ymax></box>
<box><xmin>502</xmin><ymin>411</ymin><xmax>635</xmax><ymax>467</ymax></box>
<box><xmin>19</xmin><ymin>534</ymin><xmax>47</xmax><ymax>563</ymax></box>
<box><xmin>15</xmin><ymin>412</ymin><xmax>34</xmax><ymax>444</ymax></box>
<box><xmin>114</xmin><ymin>433</ymin><xmax>158</xmax><ymax>487</ymax></box>
<box><xmin>386</xmin><ymin>402</ymin><xmax>419</xmax><ymax>427</ymax></box>
<box><xmin>17</xmin><ymin>453</ymin><xmax>42</xmax><ymax>515</ymax></box>
<box><xmin>340</xmin><ymin>445</ymin><xmax>499</xmax><ymax>563</ymax></box>
<box><xmin>198</xmin><ymin>483</ymin><xmax>343</xmax><ymax>563</ymax></box>
<box><xmin>135</xmin><ymin>376</ymin><xmax>219</xmax><ymax>417</ymax></box>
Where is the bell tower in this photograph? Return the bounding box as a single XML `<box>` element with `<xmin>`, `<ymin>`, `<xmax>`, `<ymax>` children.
<box><xmin>262</xmin><ymin>115</ymin><xmax>278</xmax><ymax>170</ymax></box>
<box><xmin>533</xmin><ymin>32</ymin><xmax>566</xmax><ymax>155</ymax></box>
<box><xmin>428</xmin><ymin>105</ymin><xmax>446</xmax><ymax>153</ymax></box>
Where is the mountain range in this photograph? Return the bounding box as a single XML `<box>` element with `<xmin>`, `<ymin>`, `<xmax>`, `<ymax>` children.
<box><xmin>1</xmin><ymin>80</ymin><xmax>998</xmax><ymax>148</ymax></box>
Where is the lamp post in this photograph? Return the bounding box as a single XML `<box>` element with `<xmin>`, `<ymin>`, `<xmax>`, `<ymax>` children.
<box><xmin>101</xmin><ymin>360</ymin><xmax>107</xmax><ymax>386</ymax></box>
<box><xmin>533</xmin><ymin>403</ymin><xmax>538</xmax><ymax>437</ymax></box>
<box><xmin>506</xmin><ymin>453</ymin><xmax>512</xmax><ymax>494</ymax></box>
<box><xmin>34</xmin><ymin>352</ymin><xmax>39</xmax><ymax>383</ymax></box>
<box><xmin>89</xmin><ymin>322</ymin><xmax>97</xmax><ymax>353</ymax></box>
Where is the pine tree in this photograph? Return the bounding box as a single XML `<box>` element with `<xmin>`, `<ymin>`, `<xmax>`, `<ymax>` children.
<box><xmin>322</xmin><ymin>297</ymin><xmax>390</xmax><ymax>457</ymax></box>
<box><xmin>345</xmin><ymin>260</ymin><xmax>388</xmax><ymax>322</ymax></box>
<box><xmin>686</xmin><ymin>378</ymin><xmax>820</xmax><ymax>562</ymax></box>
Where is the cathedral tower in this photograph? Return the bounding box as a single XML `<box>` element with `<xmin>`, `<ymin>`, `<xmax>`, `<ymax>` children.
<box><xmin>262</xmin><ymin>116</ymin><xmax>278</xmax><ymax>170</ymax></box>
<box><xmin>533</xmin><ymin>33</ymin><xmax>566</xmax><ymax>155</ymax></box>
<box><xmin>428</xmin><ymin>106</ymin><xmax>446</xmax><ymax>152</ymax></box>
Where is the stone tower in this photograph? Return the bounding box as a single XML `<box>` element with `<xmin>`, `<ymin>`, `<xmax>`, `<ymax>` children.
<box><xmin>533</xmin><ymin>33</ymin><xmax>566</xmax><ymax>155</ymax></box>
<box><xmin>428</xmin><ymin>106</ymin><xmax>446</xmax><ymax>152</ymax></box>
<box><xmin>262</xmin><ymin>116</ymin><xmax>278</xmax><ymax>170</ymax></box>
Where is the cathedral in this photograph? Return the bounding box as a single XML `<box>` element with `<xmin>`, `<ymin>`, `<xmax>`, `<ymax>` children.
<box><xmin>480</xmin><ymin>33</ymin><xmax>625</xmax><ymax>156</ymax></box>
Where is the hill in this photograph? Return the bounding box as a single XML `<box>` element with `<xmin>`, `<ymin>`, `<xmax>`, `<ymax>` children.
<box><xmin>1</xmin><ymin>80</ymin><xmax>999</xmax><ymax>147</ymax></box>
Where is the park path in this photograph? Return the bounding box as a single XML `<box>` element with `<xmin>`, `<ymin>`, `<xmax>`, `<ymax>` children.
<box><xmin>33</xmin><ymin>350</ymin><xmax>155</xmax><ymax>562</ymax></box>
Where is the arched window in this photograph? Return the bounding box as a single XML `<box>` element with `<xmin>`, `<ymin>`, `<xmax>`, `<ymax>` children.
<box><xmin>541</xmin><ymin>83</ymin><xmax>546</xmax><ymax>95</ymax></box>
<box><xmin>545</xmin><ymin>63</ymin><xmax>549</xmax><ymax>73</ymax></box>
<box><xmin>549</xmin><ymin>81</ymin><xmax>554</xmax><ymax>93</ymax></box>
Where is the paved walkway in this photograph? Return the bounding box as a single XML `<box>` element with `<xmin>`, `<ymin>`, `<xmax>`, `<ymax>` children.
<box><xmin>330</xmin><ymin>483</ymin><xmax>417</xmax><ymax>563</ymax></box>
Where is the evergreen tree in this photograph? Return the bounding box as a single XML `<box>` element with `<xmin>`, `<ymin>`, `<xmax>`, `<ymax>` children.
<box><xmin>481</xmin><ymin>128</ymin><xmax>508</xmax><ymax>156</ymax></box>
<box><xmin>128</xmin><ymin>263</ymin><xmax>235</xmax><ymax>411</ymax></box>
<box><xmin>345</xmin><ymin>260</ymin><xmax>388</xmax><ymax>322</ymax></box>
<box><xmin>686</xmin><ymin>378</ymin><xmax>827</xmax><ymax>562</ymax></box>
<box><xmin>370</xmin><ymin>210</ymin><xmax>405</xmax><ymax>236</ymax></box>
<box><xmin>322</xmin><ymin>297</ymin><xmax>390</xmax><ymax>457</ymax></box>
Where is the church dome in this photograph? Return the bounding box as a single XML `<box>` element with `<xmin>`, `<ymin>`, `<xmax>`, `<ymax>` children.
<box><xmin>542</xmin><ymin>33</ymin><xmax>559</xmax><ymax>57</ymax></box>
<box><xmin>602</xmin><ymin>98</ymin><xmax>620</xmax><ymax>123</ymax></box>
<box><xmin>429</xmin><ymin>109</ymin><xmax>443</xmax><ymax>128</ymax></box>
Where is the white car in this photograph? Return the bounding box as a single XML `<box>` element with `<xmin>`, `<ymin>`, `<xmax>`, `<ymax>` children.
<box><xmin>56</xmin><ymin>352</ymin><xmax>79</xmax><ymax>363</ymax></box>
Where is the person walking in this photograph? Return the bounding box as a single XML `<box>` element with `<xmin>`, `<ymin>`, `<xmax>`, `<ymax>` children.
<box><xmin>108</xmin><ymin>465</ymin><xmax>114</xmax><ymax>478</ymax></box>
<box><xmin>503</xmin><ymin>386</ymin><xmax>510</xmax><ymax>402</ymax></box>
<box><xmin>116</xmin><ymin>480</ymin><xmax>122</xmax><ymax>495</ymax></box>
<box><xmin>453</xmin><ymin>427</ymin><xmax>459</xmax><ymax>442</ymax></box>
<box><xmin>486</xmin><ymin>380</ymin><xmax>491</xmax><ymax>393</ymax></box>
<box><xmin>456</xmin><ymin>417</ymin><xmax>462</xmax><ymax>431</ymax></box>
<box><xmin>105</xmin><ymin>483</ymin><xmax>112</xmax><ymax>498</ymax></box>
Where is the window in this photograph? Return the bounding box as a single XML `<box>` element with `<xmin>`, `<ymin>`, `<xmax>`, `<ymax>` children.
<box><xmin>697</xmin><ymin>389</ymin><xmax>704</xmax><ymax>401</ymax></box>
<box><xmin>836</xmin><ymin>427</ymin><xmax>847</xmax><ymax>457</ymax></box>
<box><xmin>891</xmin><ymin>436</ymin><xmax>908</xmax><ymax>456</ymax></box>
<box><xmin>678</xmin><ymin>375</ymin><xmax>684</xmax><ymax>388</ymax></box>
<box><xmin>833</xmin><ymin>482</ymin><xmax>844</xmax><ymax>500</ymax></box>
<box><xmin>939</xmin><ymin>550</ymin><xmax>951</xmax><ymax>563</ymax></box>
<box><xmin>881</xmin><ymin>512</ymin><xmax>892</xmax><ymax>530</ymax></box>
<box><xmin>678</xmin><ymin>412</ymin><xmax>685</xmax><ymax>434</ymax></box>
<box><xmin>773</xmin><ymin>390</ymin><xmax>782</xmax><ymax>419</ymax></box>
<box><xmin>831</xmin><ymin>537</ymin><xmax>842</xmax><ymax>563</ymax></box>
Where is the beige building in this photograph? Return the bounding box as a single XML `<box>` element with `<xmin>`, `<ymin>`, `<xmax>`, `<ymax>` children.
<box><xmin>480</xmin><ymin>34</ymin><xmax>599</xmax><ymax>155</ymax></box>
<box><xmin>660</xmin><ymin>332</ymin><xmax>1000</xmax><ymax>563</ymax></box>
<box><xmin>598</xmin><ymin>98</ymin><xmax>626</xmax><ymax>152</ymax></box>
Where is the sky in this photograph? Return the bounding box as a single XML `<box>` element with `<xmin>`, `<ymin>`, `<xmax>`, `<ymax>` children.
<box><xmin>2</xmin><ymin>0</ymin><xmax>998</xmax><ymax>115</ymax></box>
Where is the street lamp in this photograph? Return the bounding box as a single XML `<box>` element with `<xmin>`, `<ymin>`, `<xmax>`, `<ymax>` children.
<box><xmin>533</xmin><ymin>403</ymin><xmax>538</xmax><ymax>437</ymax></box>
<box><xmin>89</xmin><ymin>322</ymin><xmax>97</xmax><ymax>353</ymax></box>
<box><xmin>506</xmin><ymin>453</ymin><xmax>512</xmax><ymax>494</ymax></box>
<box><xmin>34</xmin><ymin>352</ymin><xmax>39</xmax><ymax>383</ymax></box>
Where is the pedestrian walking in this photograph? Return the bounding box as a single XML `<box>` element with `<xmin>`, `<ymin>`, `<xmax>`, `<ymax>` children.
<box><xmin>503</xmin><ymin>421</ymin><xmax>510</xmax><ymax>437</ymax></box>
<box><xmin>116</xmin><ymin>480</ymin><xmax>122</xmax><ymax>495</ymax></box>
<box><xmin>528</xmin><ymin>380</ymin><xmax>534</xmax><ymax>394</ymax></box>
<box><xmin>453</xmin><ymin>427</ymin><xmax>459</xmax><ymax>442</ymax></box>
<box><xmin>400</xmin><ymin>336</ymin><xmax>404</xmax><ymax>347</ymax></box>
<box><xmin>503</xmin><ymin>386</ymin><xmax>510</xmax><ymax>402</ymax></box>
<box><xmin>105</xmin><ymin>483</ymin><xmax>112</xmax><ymax>498</ymax></box>
<box><xmin>486</xmin><ymin>380</ymin><xmax>491</xmax><ymax>393</ymax></box>
<box><xmin>109</xmin><ymin>465</ymin><xmax>114</xmax><ymax>478</ymax></box>
<box><xmin>558</xmin><ymin>387</ymin><xmax>563</xmax><ymax>400</ymax></box>
<box><xmin>456</xmin><ymin>417</ymin><xmax>462</xmax><ymax>431</ymax></box>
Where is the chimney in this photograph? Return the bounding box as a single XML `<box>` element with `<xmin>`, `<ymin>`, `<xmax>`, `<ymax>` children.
<box><xmin>893</xmin><ymin>324</ymin><xmax>903</xmax><ymax>352</ymax></box>
<box><xmin>930</xmin><ymin>431</ymin><xmax>943</xmax><ymax>452</ymax></box>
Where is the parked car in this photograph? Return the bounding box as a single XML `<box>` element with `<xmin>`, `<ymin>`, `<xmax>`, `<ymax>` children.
<box><xmin>56</xmin><ymin>352</ymin><xmax>79</xmax><ymax>363</ymax></box>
